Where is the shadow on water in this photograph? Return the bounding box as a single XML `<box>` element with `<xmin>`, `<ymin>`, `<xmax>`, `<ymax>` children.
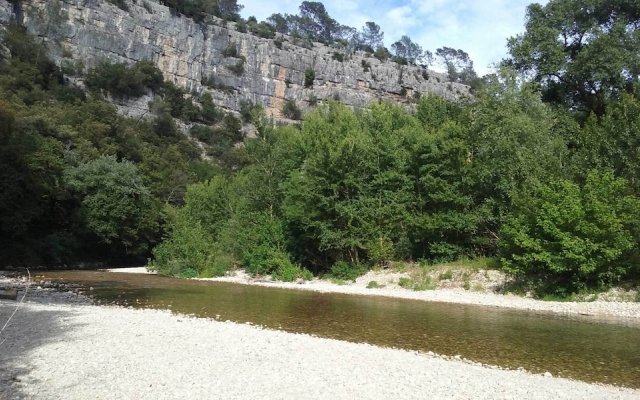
<box><xmin>0</xmin><ymin>301</ymin><xmax>78</xmax><ymax>399</ymax></box>
<box><xmin>39</xmin><ymin>270</ymin><xmax>640</xmax><ymax>388</ymax></box>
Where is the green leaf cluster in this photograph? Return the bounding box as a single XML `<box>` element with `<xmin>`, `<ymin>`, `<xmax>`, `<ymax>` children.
<box><xmin>500</xmin><ymin>171</ymin><xmax>640</xmax><ymax>295</ymax></box>
<box><xmin>0</xmin><ymin>25</ymin><xmax>225</xmax><ymax>265</ymax></box>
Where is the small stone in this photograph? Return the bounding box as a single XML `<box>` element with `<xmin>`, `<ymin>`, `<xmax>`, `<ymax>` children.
<box><xmin>543</xmin><ymin>372</ymin><xmax>552</xmax><ymax>378</ymax></box>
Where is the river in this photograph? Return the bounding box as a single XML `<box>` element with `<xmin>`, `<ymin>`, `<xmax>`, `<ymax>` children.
<box><xmin>37</xmin><ymin>270</ymin><xmax>640</xmax><ymax>388</ymax></box>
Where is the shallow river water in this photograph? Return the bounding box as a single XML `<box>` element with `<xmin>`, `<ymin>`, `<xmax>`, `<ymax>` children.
<box><xmin>38</xmin><ymin>270</ymin><xmax>640</xmax><ymax>388</ymax></box>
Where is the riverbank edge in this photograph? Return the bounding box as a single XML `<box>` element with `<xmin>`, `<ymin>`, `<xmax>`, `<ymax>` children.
<box><xmin>1</xmin><ymin>300</ymin><xmax>639</xmax><ymax>398</ymax></box>
<box><xmin>104</xmin><ymin>267</ymin><xmax>640</xmax><ymax>322</ymax></box>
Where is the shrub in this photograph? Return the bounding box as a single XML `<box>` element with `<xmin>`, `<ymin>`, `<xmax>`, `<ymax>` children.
<box><xmin>374</xmin><ymin>46</ymin><xmax>390</xmax><ymax>61</ymax></box>
<box><xmin>366</xmin><ymin>236</ymin><xmax>393</xmax><ymax>267</ymax></box>
<box><xmin>243</xmin><ymin>246</ymin><xmax>294</xmax><ymax>277</ymax></box>
<box><xmin>332</xmin><ymin>52</ymin><xmax>344</xmax><ymax>62</ymax></box>
<box><xmin>361</xmin><ymin>60</ymin><xmax>371</xmax><ymax>72</ymax></box>
<box><xmin>499</xmin><ymin>170</ymin><xmax>640</xmax><ymax>295</ymax></box>
<box><xmin>392</xmin><ymin>56</ymin><xmax>408</xmax><ymax>65</ymax></box>
<box><xmin>308</xmin><ymin>94</ymin><xmax>318</xmax><ymax>106</ymax></box>
<box><xmin>235</xmin><ymin>19</ymin><xmax>247</xmax><ymax>33</ymax></box>
<box><xmin>149</xmin><ymin>220</ymin><xmax>219</xmax><ymax>277</ymax></box>
<box><xmin>439</xmin><ymin>270</ymin><xmax>453</xmax><ymax>280</ymax></box>
<box><xmin>250</xmin><ymin>22</ymin><xmax>276</xmax><ymax>39</ymax></box>
<box><xmin>274</xmin><ymin>38</ymin><xmax>283</xmax><ymax>49</ymax></box>
<box><xmin>398</xmin><ymin>274</ymin><xmax>435</xmax><ymax>291</ymax></box>
<box><xmin>304</xmin><ymin>68</ymin><xmax>315</xmax><ymax>88</ymax></box>
<box><xmin>366</xmin><ymin>280</ymin><xmax>384</xmax><ymax>289</ymax></box>
<box><xmin>107</xmin><ymin>0</ymin><xmax>129</xmax><ymax>11</ymax></box>
<box><xmin>272</xmin><ymin>262</ymin><xmax>313</xmax><ymax>282</ymax></box>
<box><xmin>61</xmin><ymin>60</ymin><xmax>84</xmax><ymax>76</ymax></box>
<box><xmin>239</xmin><ymin>99</ymin><xmax>255</xmax><ymax>123</ymax></box>
<box><xmin>292</xmin><ymin>36</ymin><xmax>313</xmax><ymax>49</ymax></box>
<box><xmin>282</xmin><ymin>100</ymin><xmax>301</xmax><ymax>120</ymax></box>
<box><xmin>329</xmin><ymin>261</ymin><xmax>365</xmax><ymax>282</ymax></box>
<box><xmin>201</xmin><ymin>76</ymin><xmax>234</xmax><ymax>93</ymax></box>
<box><xmin>226</xmin><ymin>57</ymin><xmax>245</xmax><ymax>76</ymax></box>
<box><xmin>398</xmin><ymin>277</ymin><xmax>412</xmax><ymax>289</ymax></box>
<box><xmin>198</xmin><ymin>93</ymin><xmax>223</xmax><ymax>123</ymax></box>
<box><xmin>190</xmin><ymin>125</ymin><xmax>215</xmax><ymax>142</ymax></box>
<box><xmin>222</xmin><ymin>44</ymin><xmax>239</xmax><ymax>58</ymax></box>
<box><xmin>85</xmin><ymin>60</ymin><xmax>164</xmax><ymax>99</ymax></box>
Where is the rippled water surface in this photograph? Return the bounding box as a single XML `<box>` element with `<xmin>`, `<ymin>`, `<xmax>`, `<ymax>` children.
<box><xmin>38</xmin><ymin>271</ymin><xmax>640</xmax><ymax>388</ymax></box>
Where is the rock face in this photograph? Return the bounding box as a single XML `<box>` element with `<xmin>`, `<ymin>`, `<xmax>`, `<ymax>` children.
<box><xmin>0</xmin><ymin>0</ymin><xmax>468</xmax><ymax>118</ymax></box>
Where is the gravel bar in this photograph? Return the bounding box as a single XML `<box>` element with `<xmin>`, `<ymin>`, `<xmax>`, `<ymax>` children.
<box><xmin>1</xmin><ymin>300</ymin><xmax>638</xmax><ymax>400</ymax></box>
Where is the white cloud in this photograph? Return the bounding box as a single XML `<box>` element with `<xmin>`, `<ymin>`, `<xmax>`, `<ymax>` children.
<box><xmin>240</xmin><ymin>0</ymin><xmax>548</xmax><ymax>75</ymax></box>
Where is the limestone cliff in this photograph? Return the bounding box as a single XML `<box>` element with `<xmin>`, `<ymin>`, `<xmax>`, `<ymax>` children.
<box><xmin>0</xmin><ymin>0</ymin><xmax>468</xmax><ymax>118</ymax></box>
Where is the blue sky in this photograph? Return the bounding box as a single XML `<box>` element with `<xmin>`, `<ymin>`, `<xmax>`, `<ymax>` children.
<box><xmin>240</xmin><ymin>0</ymin><xmax>548</xmax><ymax>75</ymax></box>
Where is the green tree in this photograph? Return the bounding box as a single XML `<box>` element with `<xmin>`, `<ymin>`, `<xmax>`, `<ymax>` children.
<box><xmin>266</xmin><ymin>13</ymin><xmax>290</xmax><ymax>34</ymax></box>
<box><xmin>149</xmin><ymin>176</ymin><xmax>233</xmax><ymax>277</ymax></box>
<box><xmin>283</xmin><ymin>103</ymin><xmax>415</xmax><ymax>267</ymax></box>
<box><xmin>391</xmin><ymin>35</ymin><xmax>424</xmax><ymax>65</ymax></box>
<box><xmin>467</xmin><ymin>69</ymin><xmax>567</xmax><ymax>233</ymax></box>
<box><xmin>500</xmin><ymin>170</ymin><xmax>640</xmax><ymax>295</ymax></box>
<box><xmin>298</xmin><ymin>1</ymin><xmax>342</xmax><ymax>44</ymax></box>
<box><xmin>357</xmin><ymin>22</ymin><xmax>384</xmax><ymax>52</ymax></box>
<box><xmin>570</xmin><ymin>94</ymin><xmax>640</xmax><ymax>193</ymax></box>
<box><xmin>64</xmin><ymin>155</ymin><xmax>157</xmax><ymax>255</ymax></box>
<box><xmin>435</xmin><ymin>47</ymin><xmax>478</xmax><ymax>86</ymax></box>
<box><xmin>409</xmin><ymin>120</ymin><xmax>489</xmax><ymax>261</ymax></box>
<box><xmin>506</xmin><ymin>0</ymin><xmax>640</xmax><ymax>116</ymax></box>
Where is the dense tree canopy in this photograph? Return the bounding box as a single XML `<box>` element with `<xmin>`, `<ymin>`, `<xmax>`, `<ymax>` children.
<box><xmin>0</xmin><ymin>24</ymin><xmax>238</xmax><ymax>265</ymax></box>
<box><xmin>4</xmin><ymin>1</ymin><xmax>640</xmax><ymax>297</ymax></box>
<box><xmin>506</xmin><ymin>0</ymin><xmax>640</xmax><ymax>116</ymax></box>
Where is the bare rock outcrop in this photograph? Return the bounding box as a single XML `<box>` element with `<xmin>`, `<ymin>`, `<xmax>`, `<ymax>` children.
<box><xmin>0</xmin><ymin>0</ymin><xmax>468</xmax><ymax>118</ymax></box>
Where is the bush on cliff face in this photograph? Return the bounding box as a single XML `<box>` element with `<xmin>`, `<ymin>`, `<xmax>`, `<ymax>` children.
<box><xmin>159</xmin><ymin>0</ymin><xmax>243</xmax><ymax>23</ymax></box>
<box><xmin>85</xmin><ymin>60</ymin><xmax>164</xmax><ymax>99</ymax></box>
<box><xmin>282</xmin><ymin>100</ymin><xmax>302</xmax><ymax>120</ymax></box>
<box><xmin>107</xmin><ymin>0</ymin><xmax>129</xmax><ymax>11</ymax></box>
<box><xmin>304</xmin><ymin>69</ymin><xmax>315</xmax><ymax>88</ymax></box>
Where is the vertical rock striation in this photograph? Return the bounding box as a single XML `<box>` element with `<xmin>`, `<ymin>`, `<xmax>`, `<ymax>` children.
<box><xmin>0</xmin><ymin>0</ymin><xmax>469</xmax><ymax>118</ymax></box>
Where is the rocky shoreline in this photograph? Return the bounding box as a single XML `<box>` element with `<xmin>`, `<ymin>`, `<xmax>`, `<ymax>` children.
<box><xmin>1</xmin><ymin>270</ymin><xmax>639</xmax><ymax>398</ymax></box>
<box><xmin>1</xmin><ymin>299</ymin><xmax>639</xmax><ymax>399</ymax></box>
